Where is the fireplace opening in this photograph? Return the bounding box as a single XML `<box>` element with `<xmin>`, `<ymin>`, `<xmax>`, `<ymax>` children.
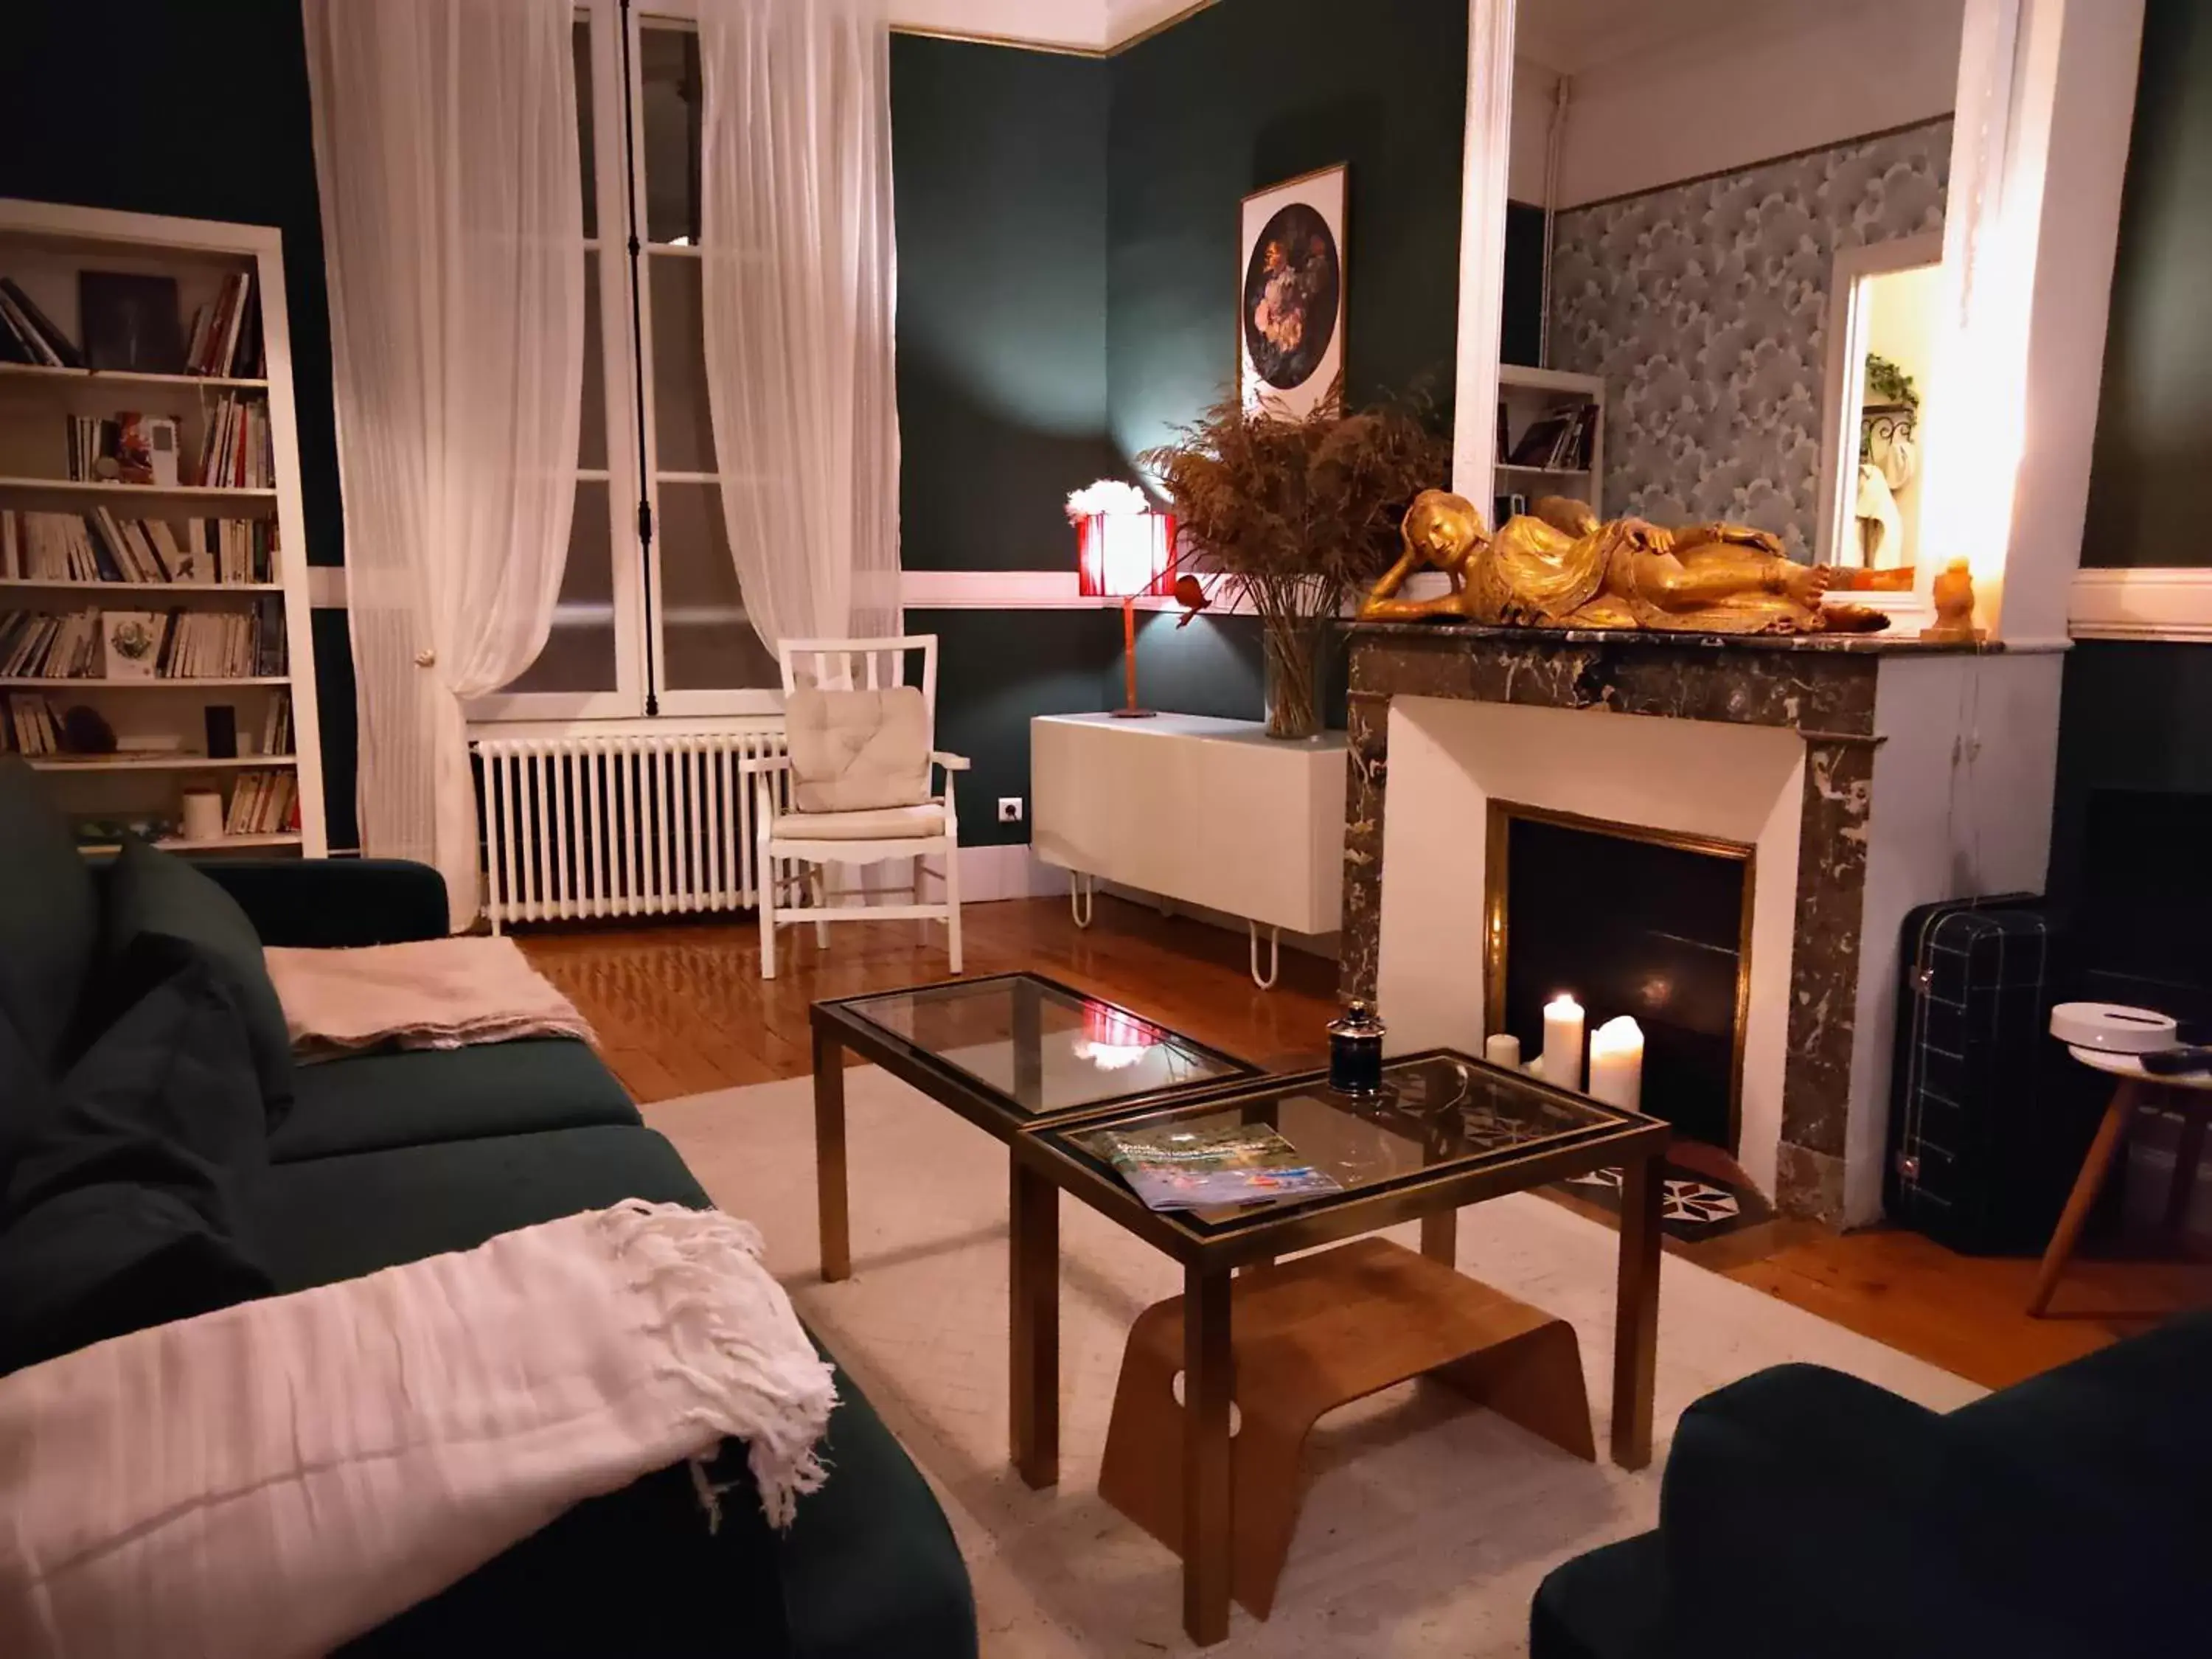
<box><xmin>1485</xmin><ymin>802</ymin><xmax>1753</xmax><ymax>1152</ymax></box>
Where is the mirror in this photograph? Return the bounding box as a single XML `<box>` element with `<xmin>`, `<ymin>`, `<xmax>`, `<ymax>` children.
<box><xmin>1494</xmin><ymin>0</ymin><xmax>1964</xmax><ymax>585</ymax></box>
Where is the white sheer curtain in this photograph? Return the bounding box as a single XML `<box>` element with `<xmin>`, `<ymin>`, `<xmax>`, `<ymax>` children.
<box><xmin>304</xmin><ymin>0</ymin><xmax>584</xmax><ymax>929</ymax></box>
<box><xmin>696</xmin><ymin>0</ymin><xmax>902</xmax><ymax>648</ymax></box>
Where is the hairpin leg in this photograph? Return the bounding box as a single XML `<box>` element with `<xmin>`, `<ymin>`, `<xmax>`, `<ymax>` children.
<box><xmin>1070</xmin><ymin>871</ymin><xmax>1095</xmax><ymax>929</ymax></box>
<box><xmin>1249</xmin><ymin>920</ymin><xmax>1280</xmax><ymax>990</ymax></box>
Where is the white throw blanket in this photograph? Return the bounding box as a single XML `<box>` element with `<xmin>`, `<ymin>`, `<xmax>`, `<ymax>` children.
<box><xmin>265</xmin><ymin>935</ymin><xmax>597</xmax><ymax>1060</ymax></box>
<box><xmin>0</xmin><ymin>1201</ymin><xmax>836</xmax><ymax>1659</ymax></box>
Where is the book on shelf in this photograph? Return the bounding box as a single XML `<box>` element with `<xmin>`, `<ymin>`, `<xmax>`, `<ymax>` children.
<box><xmin>184</xmin><ymin>272</ymin><xmax>261</xmax><ymax>380</ymax></box>
<box><xmin>1090</xmin><ymin>1121</ymin><xmax>1343</xmax><ymax>1212</ymax></box>
<box><xmin>225</xmin><ymin>768</ymin><xmax>297</xmax><ymax>837</ymax></box>
<box><xmin>192</xmin><ymin>394</ymin><xmax>272</xmax><ymax>489</ymax></box>
<box><xmin>0</xmin><ymin>690</ymin><xmax>61</xmax><ymax>755</ymax></box>
<box><xmin>0</xmin><ymin>277</ymin><xmax>85</xmax><ymax>369</ymax></box>
<box><xmin>1</xmin><ymin>509</ymin><xmax>276</xmax><ymax>582</ymax></box>
<box><xmin>1</xmin><ymin>599</ymin><xmax>285</xmax><ymax>679</ymax></box>
<box><xmin>260</xmin><ymin>688</ymin><xmax>293</xmax><ymax>758</ymax></box>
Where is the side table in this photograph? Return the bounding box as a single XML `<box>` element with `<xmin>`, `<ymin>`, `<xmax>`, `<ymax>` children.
<box><xmin>2028</xmin><ymin>1046</ymin><xmax>2212</xmax><ymax>1315</ymax></box>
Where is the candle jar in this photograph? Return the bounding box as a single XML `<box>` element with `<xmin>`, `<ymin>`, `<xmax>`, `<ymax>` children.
<box><xmin>1327</xmin><ymin>1000</ymin><xmax>1387</xmax><ymax>1096</ymax></box>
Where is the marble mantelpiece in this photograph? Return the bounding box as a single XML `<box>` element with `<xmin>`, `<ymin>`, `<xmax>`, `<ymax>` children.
<box><xmin>1339</xmin><ymin>622</ymin><xmax>2028</xmax><ymax>1225</ymax></box>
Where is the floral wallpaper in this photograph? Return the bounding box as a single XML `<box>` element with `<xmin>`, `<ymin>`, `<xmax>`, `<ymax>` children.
<box><xmin>1548</xmin><ymin>120</ymin><xmax>1952</xmax><ymax>561</ymax></box>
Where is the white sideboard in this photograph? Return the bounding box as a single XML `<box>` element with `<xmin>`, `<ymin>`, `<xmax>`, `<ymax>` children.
<box><xmin>1031</xmin><ymin>714</ymin><xmax>1348</xmax><ymax>983</ymax></box>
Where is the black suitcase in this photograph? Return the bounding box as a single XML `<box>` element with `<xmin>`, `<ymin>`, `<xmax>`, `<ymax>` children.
<box><xmin>1887</xmin><ymin>894</ymin><xmax>2105</xmax><ymax>1253</ymax></box>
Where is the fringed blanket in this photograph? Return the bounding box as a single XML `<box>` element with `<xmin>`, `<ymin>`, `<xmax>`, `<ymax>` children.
<box><xmin>0</xmin><ymin>1201</ymin><xmax>836</xmax><ymax>1659</ymax></box>
<box><xmin>265</xmin><ymin>935</ymin><xmax>596</xmax><ymax>1059</ymax></box>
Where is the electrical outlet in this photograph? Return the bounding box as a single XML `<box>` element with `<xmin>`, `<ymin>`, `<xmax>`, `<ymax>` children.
<box><xmin>998</xmin><ymin>796</ymin><xmax>1024</xmax><ymax>824</ymax></box>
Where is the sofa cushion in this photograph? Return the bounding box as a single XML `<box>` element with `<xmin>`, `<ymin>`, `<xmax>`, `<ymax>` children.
<box><xmin>785</xmin><ymin>686</ymin><xmax>931</xmax><ymax>813</ymax></box>
<box><xmin>0</xmin><ymin>947</ymin><xmax>273</xmax><ymax>1373</ymax></box>
<box><xmin>101</xmin><ymin>839</ymin><xmax>296</xmax><ymax>1121</ymax></box>
<box><xmin>249</xmin><ymin>1125</ymin><xmax>710</xmax><ymax>1293</ymax></box>
<box><xmin>269</xmin><ymin>1037</ymin><xmax>641</xmax><ymax>1164</ymax></box>
<box><xmin>1530</xmin><ymin>1532</ymin><xmax>1666</xmax><ymax>1659</ymax></box>
<box><xmin>0</xmin><ymin>757</ymin><xmax>100</xmax><ymax>1075</ymax></box>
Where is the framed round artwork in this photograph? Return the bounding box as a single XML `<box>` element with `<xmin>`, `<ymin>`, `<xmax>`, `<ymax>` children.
<box><xmin>1238</xmin><ymin>163</ymin><xmax>1346</xmax><ymax>419</ymax></box>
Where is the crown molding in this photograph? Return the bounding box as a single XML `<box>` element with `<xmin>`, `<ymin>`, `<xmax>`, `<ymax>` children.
<box><xmin>888</xmin><ymin>0</ymin><xmax>1216</xmax><ymax>58</ymax></box>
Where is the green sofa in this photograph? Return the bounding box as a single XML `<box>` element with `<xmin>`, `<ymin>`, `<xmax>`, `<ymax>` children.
<box><xmin>0</xmin><ymin>759</ymin><xmax>976</xmax><ymax>1658</ymax></box>
<box><xmin>1531</xmin><ymin>1309</ymin><xmax>2212</xmax><ymax>1659</ymax></box>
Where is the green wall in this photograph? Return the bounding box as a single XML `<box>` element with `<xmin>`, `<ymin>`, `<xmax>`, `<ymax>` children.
<box><xmin>1105</xmin><ymin>0</ymin><xmax>1470</xmax><ymax>461</ymax></box>
<box><xmin>2078</xmin><ymin>0</ymin><xmax>2212</xmax><ymax>570</ymax></box>
<box><xmin>2046</xmin><ymin>0</ymin><xmax>2212</xmax><ymax>1012</ymax></box>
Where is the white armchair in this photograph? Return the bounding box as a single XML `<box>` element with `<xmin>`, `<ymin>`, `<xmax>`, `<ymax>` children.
<box><xmin>744</xmin><ymin>635</ymin><xmax>968</xmax><ymax>979</ymax></box>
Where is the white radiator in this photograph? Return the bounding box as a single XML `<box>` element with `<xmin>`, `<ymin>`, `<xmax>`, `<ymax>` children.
<box><xmin>474</xmin><ymin>728</ymin><xmax>787</xmax><ymax>931</ymax></box>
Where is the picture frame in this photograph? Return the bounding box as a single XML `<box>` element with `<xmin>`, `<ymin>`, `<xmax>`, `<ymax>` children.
<box><xmin>1238</xmin><ymin>163</ymin><xmax>1347</xmax><ymax>420</ymax></box>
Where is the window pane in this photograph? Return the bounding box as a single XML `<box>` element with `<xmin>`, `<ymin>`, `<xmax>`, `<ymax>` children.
<box><xmin>640</xmin><ymin>25</ymin><xmax>700</xmax><ymax>245</ymax></box>
<box><xmin>650</xmin><ymin>253</ymin><xmax>715</xmax><ymax>472</ymax></box>
<box><xmin>656</xmin><ymin>481</ymin><xmax>778</xmax><ymax>691</ymax></box>
<box><xmin>574</xmin><ymin>18</ymin><xmax>597</xmax><ymax>241</ymax></box>
<box><xmin>504</xmin><ymin>480</ymin><xmax>618</xmax><ymax>694</ymax></box>
<box><xmin>580</xmin><ymin>257</ymin><xmax>608</xmax><ymax>470</ymax></box>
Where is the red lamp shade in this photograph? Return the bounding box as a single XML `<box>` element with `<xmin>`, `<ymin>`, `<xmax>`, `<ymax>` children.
<box><xmin>1075</xmin><ymin>509</ymin><xmax>1178</xmax><ymax>599</ymax></box>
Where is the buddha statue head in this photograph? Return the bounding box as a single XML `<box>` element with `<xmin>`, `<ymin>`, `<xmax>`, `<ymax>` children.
<box><xmin>1401</xmin><ymin>489</ymin><xmax>1488</xmax><ymax>573</ymax></box>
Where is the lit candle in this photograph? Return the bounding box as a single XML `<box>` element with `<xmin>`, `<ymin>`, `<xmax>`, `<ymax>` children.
<box><xmin>1587</xmin><ymin>1015</ymin><xmax>1644</xmax><ymax>1112</ymax></box>
<box><xmin>1484</xmin><ymin>1033</ymin><xmax>1522</xmax><ymax>1071</ymax></box>
<box><xmin>1542</xmin><ymin>995</ymin><xmax>1585</xmax><ymax>1093</ymax></box>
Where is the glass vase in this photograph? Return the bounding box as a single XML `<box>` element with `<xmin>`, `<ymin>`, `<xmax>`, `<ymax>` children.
<box><xmin>1262</xmin><ymin>624</ymin><xmax>1322</xmax><ymax>740</ymax></box>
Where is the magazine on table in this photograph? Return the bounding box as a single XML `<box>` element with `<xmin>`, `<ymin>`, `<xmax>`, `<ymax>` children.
<box><xmin>1095</xmin><ymin>1121</ymin><xmax>1341</xmax><ymax>1211</ymax></box>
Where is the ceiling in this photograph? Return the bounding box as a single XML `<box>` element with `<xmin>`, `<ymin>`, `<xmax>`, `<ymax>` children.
<box><xmin>1516</xmin><ymin>0</ymin><xmax>1805</xmax><ymax>77</ymax></box>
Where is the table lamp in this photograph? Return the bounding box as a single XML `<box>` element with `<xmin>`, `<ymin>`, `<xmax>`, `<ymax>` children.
<box><xmin>1068</xmin><ymin>480</ymin><xmax>1177</xmax><ymax>718</ymax></box>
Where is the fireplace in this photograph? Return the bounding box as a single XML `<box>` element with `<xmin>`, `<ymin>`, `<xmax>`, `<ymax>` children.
<box><xmin>1486</xmin><ymin>803</ymin><xmax>1752</xmax><ymax>1152</ymax></box>
<box><xmin>1340</xmin><ymin>621</ymin><xmax>2067</xmax><ymax>1225</ymax></box>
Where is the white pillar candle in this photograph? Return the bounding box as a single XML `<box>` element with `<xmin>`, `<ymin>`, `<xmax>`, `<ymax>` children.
<box><xmin>1484</xmin><ymin>1032</ymin><xmax>1522</xmax><ymax>1070</ymax></box>
<box><xmin>1587</xmin><ymin>1015</ymin><xmax>1645</xmax><ymax>1113</ymax></box>
<box><xmin>1542</xmin><ymin>995</ymin><xmax>1585</xmax><ymax>1093</ymax></box>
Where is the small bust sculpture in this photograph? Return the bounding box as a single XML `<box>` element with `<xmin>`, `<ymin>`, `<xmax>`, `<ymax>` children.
<box><xmin>1359</xmin><ymin>491</ymin><xmax>1887</xmax><ymax>636</ymax></box>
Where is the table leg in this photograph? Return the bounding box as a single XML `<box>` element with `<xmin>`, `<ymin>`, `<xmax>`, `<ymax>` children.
<box><xmin>1610</xmin><ymin>1150</ymin><xmax>1663</xmax><ymax>1470</ymax></box>
<box><xmin>1421</xmin><ymin>1209</ymin><xmax>1458</xmax><ymax>1266</ymax></box>
<box><xmin>1008</xmin><ymin>1158</ymin><xmax>1060</xmax><ymax>1489</ymax></box>
<box><xmin>2163</xmin><ymin>1104</ymin><xmax>2206</xmax><ymax>1239</ymax></box>
<box><xmin>2029</xmin><ymin>1079</ymin><xmax>2140</xmax><ymax>1316</ymax></box>
<box><xmin>1181</xmin><ymin>1265</ymin><xmax>1234</xmax><ymax>1646</ymax></box>
<box><xmin>812</xmin><ymin>1026</ymin><xmax>851</xmax><ymax>1284</ymax></box>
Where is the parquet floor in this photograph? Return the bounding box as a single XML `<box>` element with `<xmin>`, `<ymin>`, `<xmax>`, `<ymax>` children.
<box><xmin>519</xmin><ymin>894</ymin><xmax>2212</xmax><ymax>1391</ymax></box>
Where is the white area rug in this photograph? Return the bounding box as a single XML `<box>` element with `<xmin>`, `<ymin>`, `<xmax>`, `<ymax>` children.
<box><xmin>644</xmin><ymin>1070</ymin><xmax>1983</xmax><ymax>1657</ymax></box>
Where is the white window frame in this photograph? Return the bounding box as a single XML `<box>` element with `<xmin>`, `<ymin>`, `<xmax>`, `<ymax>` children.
<box><xmin>472</xmin><ymin>0</ymin><xmax>782</xmax><ymax>726</ymax></box>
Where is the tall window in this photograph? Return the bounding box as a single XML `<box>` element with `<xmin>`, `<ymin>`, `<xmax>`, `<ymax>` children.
<box><xmin>475</xmin><ymin>4</ymin><xmax>779</xmax><ymax>722</ymax></box>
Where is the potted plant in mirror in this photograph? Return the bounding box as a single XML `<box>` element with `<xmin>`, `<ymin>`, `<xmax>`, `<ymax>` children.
<box><xmin>1141</xmin><ymin>383</ymin><xmax>1447</xmax><ymax>740</ymax></box>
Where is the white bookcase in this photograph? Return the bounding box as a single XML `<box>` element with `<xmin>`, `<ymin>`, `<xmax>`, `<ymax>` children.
<box><xmin>0</xmin><ymin>199</ymin><xmax>324</xmax><ymax>856</ymax></box>
<box><xmin>1496</xmin><ymin>364</ymin><xmax>1605</xmax><ymax>519</ymax></box>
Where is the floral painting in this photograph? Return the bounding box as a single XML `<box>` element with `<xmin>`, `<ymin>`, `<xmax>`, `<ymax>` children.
<box><xmin>1239</xmin><ymin>164</ymin><xmax>1346</xmax><ymax>420</ymax></box>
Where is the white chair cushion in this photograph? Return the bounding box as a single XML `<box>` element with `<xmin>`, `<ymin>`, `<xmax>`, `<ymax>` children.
<box><xmin>771</xmin><ymin>803</ymin><xmax>947</xmax><ymax>842</ymax></box>
<box><xmin>785</xmin><ymin>686</ymin><xmax>931</xmax><ymax>813</ymax></box>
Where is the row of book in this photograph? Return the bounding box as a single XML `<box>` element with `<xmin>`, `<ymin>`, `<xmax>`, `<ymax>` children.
<box><xmin>0</xmin><ymin>599</ymin><xmax>287</xmax><ymax>680</ymax></box>
<box><xmin>0</xmin><ymin>271</ymin><xmax>262</xmax><ymax>378</ymax></box>
<box><xmin>196</xmin><ymin>395</ymin><xmax>274</xmax><ymax>489</ymax></box>
<box><xmin>0</xmin><ymin>510</ymin><xmax>278</xmax><ymax>585</ymax></box>
<box><xmin>1</xmin><ymin>691</ymin><xmax>60</xmax><ymax>754</ymax></box>
<box><xmin>1503</xmin><ymin>402</ymin><xmax>1599</xmax><ymax>472</ymax></box>
<box><xmin>188</xmin><ymin>273</ymin><xmax>262</xmax><ymax>380</ymax></box>
<box><xmin>0</xmin><ymin>277</ymin><xmax>83</xmax><ymax>369</ymax></box>
<box><xmin>226</xmin><ymin>768</ymin><xmax>299</xmax><ymax>837</ymax></box>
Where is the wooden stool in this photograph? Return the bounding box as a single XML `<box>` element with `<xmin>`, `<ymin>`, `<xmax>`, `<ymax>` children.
<box><xmin>1096</xmin><ymin>1237</ymin><xmax>1595</xmax><ymax>1620</ymax></box>
<box><xmin>2028</xmin><ymin>1046</ymin><xmax>2212</xmax><ymax>1316</ymax></box>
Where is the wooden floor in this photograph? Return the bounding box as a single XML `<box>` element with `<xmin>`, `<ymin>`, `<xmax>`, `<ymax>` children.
<box><xmin>520</xmin><ymin>894</ymin><xmax>2212</xmax><ymax>1392</ymax></box>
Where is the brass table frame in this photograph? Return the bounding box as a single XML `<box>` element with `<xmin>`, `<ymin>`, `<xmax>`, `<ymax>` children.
<box><xmin>810</xmin><ymin>987</ymin><xmax>1668</xmax><ymax>1648</ymax></box>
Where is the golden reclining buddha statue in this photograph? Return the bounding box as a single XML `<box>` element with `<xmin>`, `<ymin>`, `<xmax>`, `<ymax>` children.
<box><xmin>1359</xmin><ymin>491</ymin><xmax>1887</xmax><ymax>636</ymax></box>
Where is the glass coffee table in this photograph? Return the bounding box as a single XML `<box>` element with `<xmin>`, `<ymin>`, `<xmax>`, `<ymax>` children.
<box><xmin>810</xmin><ymin>982</ymin><xmax>1667</xmax><ymax>1646</ymax></box>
